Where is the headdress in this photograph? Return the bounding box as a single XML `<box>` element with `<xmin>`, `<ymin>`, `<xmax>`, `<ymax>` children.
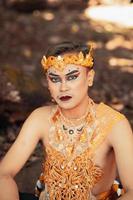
<box><xmin>41</xmin><ymin>44</ymin><xmax>94</xmax><ymax>71</ymax></box>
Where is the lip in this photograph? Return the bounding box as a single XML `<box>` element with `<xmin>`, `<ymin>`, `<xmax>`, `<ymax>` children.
<box><xmin>59</xmin><ymin>95</ymin><xmax>72</xmax><ymax>101</ymax></box>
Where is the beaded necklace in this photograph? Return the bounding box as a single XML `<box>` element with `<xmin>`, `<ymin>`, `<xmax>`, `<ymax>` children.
<box><xmin>58</xmin><ymin>101</ymin><xmax>92</xmax><ymax>127</ymax></box>
<box><xmin>49</xmin><ymin>99</ymin><xmax>98</xmax><ymax>159</ymax></box>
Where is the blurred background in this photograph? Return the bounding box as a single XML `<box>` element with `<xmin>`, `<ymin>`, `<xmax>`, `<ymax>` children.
<box><xmin>0</xmin><ymin>0</ymin><xmax>133</xmax><ymax>194</ymax></box>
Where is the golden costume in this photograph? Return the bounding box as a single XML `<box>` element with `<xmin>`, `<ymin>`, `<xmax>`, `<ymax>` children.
<box><xmin>35</xmin><ymin>102</ymin><xmax>125</xmax><ymax>200</ymax></box>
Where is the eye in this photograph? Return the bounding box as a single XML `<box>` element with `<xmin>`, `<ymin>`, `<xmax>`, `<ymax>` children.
<box><xmin>67</xmin><ymin>74</ymin><xmax>79</xmax><ymax>81</ymax></box>
<box><xmin>49</xmin><ymin>76</ymin><xmax>61</xmax><ymax>83</ymax></box>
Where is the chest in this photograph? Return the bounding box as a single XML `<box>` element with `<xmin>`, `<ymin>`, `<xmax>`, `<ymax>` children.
<box><xmin>43</xmin><ymin>129</ymin><xmax>113</xmax><ymax>174</ymax></box>
<box><xmin>41</xmin><ymin>113</ymin><xmax>117</xmax><ymax>196</ymax></box>
<box><xmin>43</xmin><ymin>121</ymin><xmax>114</xmax><ymax>169</ymax></box>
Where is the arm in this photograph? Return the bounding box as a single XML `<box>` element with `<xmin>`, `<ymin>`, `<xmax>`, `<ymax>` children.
<box><xmin>108</xmin><ymin>117</ymin><xmax>133</xmax><ymax>200</ymax></box>
<box><xmin>0</xmin><ymin>107</ymin><xmax>46</xmax><ymax>200</ymax></box>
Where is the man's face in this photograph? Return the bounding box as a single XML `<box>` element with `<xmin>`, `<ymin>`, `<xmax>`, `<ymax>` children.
<box><xmin>46</xmin><ymin>64</ymin><xmax>94</xmax><ymax>110</ymax></box>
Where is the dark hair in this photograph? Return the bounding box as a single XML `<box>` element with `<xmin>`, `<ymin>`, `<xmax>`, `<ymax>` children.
<box><xmin>46</xmin><ymin>41</ymin><xmax>90</xmax><ymax>57</ymax></box>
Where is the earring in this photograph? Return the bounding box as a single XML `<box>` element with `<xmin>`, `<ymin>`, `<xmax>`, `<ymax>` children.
<box><xmin>51</xmin><ymin>97</ymin><xmax>55</xmax><ymax>103</ymax></box>
<box><xmin>88</xmin><ymin>81</ymin><xmax>93</xmax><ymax>87</ymax></box>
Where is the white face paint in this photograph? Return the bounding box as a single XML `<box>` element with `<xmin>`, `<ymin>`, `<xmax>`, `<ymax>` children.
<box><xmin>47</xmin><ymin>63</ymin><xmax>93</xmax><ymax>110</ymax></box>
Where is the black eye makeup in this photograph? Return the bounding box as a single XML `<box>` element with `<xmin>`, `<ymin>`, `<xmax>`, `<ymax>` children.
<box><xmin>47</xmin><ymin>72</ymin><xmax>61</xmax><ymax>83</ymax></box>
<box><xmin>47</xmin><ymin>69</ymin><xmax>80</xmax><ymax>83</ymax></box>
<box><xmin>66</xmin><ymin>70</ymin><xmax>80</xmax><ymax>81</ymax></box>
<box><xmin>66</xmin><ymin>73</ymin><xmax>80</xmax><ymax>81</ymax></box>
<box><xmin>49</xmin><ymin>76</ymin><xmax>61</xmax><ymax>83</ymax></box>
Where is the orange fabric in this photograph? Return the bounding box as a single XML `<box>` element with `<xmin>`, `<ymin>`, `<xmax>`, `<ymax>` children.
<box><xmin>96</xmin><ymin>190</ymin><xmax>112</xmax><ymax>200</ymax></box>
<box><xmin>96</xmin><ymin>184</ymin><xmax>125</xmax><ymax>200</ymax></box>
<box><xmin>96</xmin><ymin>186</ymin><xmax>116</xmax><ymax>200</ymax></box>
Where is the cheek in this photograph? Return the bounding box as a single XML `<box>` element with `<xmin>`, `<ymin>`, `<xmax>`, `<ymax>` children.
<box><xmin>70</xmin><ymin>76</ymin><xmax>88</xmax><ymax>90</ymax></box>
<box><xmin>48</xmin><ymin>81</ymin><xmax>59</xmax><ymax>96</ymax></box>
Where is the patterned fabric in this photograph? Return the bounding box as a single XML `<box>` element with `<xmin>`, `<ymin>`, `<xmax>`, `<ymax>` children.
<box><xmin>35</xmin><ymin>179</ymin><xmax>125</xmax><ymax>200</ymax></box>
<box><xmin>35</xmin><ymin>103</ymin><xmax>125</xmax><ymax>200</ymax></box>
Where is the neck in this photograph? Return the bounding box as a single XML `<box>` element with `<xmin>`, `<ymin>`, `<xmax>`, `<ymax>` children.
<box><xmin>59</xmin><ymin>96</ymin><xmax>92</xmax><ymax>119</ymax></box>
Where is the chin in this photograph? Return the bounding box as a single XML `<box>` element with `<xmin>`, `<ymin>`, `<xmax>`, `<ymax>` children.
<box><xmin>57</xmin><ymin>101</ymin><xmax>79</xmax><ymax>110</ymax></box>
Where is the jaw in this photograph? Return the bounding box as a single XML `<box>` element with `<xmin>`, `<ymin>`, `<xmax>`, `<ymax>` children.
<box><xmin>57</xmin><ymin>94</ymin><xmax>90</xmax><ymax>118</ymax></box>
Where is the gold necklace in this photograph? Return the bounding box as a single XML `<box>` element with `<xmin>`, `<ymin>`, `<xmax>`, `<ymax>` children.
<box><xmin>51</xmin><ymin>99</ymin><xmax>97</xmax><ymax>158</ymax></box>
<box><xmin>58</xmin><ymin>98</ymin><xmax>95</xmax><ymax>127</ymax></box>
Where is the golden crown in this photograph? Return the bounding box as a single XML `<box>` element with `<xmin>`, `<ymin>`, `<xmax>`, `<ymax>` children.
<box><xmin>41</xmin><ymin>44</ymin><xmax>94</xmax><ymax>71</ymax></box>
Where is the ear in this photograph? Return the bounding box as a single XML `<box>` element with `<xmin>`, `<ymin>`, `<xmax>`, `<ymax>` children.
<box><xmin>87</xmin><ymin>69</ymin><xmax>95</xmax><ymax>87</ymax></box>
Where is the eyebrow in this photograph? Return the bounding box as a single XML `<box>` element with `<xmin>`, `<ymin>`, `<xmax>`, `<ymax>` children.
<box><xmin>48</xmin><ymin>70</ymin><xmax>79</xmax><ymax>77</ymax></box>
<box><xmin>66</xmin><ymin>70</ymin><xmax>79</xmax><ymax>76</ymax></box>
<box><xmin>48</xmin><ymin>72</ymin><xmax>59</xmax><ymax>77</ymax></box>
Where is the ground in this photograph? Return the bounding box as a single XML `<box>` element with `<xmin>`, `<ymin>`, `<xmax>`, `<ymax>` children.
<box><xmin>0</xmin><ymin>2</ymin><xmax>133</xmax><ymax>193</ymax></box>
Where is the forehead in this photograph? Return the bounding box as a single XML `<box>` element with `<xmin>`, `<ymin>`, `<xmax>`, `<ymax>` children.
<box><xmin>47</xmin><ymin>64</ymin><xmax>86</xmax><ymax>75</ymax></box>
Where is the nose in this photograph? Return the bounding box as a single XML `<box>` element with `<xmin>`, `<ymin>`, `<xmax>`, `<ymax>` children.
<box><xmin>60</xmin><ymin>80</ymin><xmax>69</xmax><ymax>92</ymax></box>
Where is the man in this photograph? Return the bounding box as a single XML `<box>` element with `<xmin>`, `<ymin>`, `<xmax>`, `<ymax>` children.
<box><xmin>0</xmin><ymin>42</ymin><xmax>133</xmax><ymax>200</ymax></box>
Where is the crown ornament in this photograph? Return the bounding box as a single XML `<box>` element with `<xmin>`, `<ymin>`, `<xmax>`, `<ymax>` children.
<box><xmin>41</xmin><ymin>44</ymin><xmax>94</xmax><ymax>71</ymax></box>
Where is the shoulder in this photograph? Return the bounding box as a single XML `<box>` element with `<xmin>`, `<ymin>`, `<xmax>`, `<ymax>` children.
<box><xmin>100</xmin><ymin>103</ymin><xmax>133</xmax><ymax>146</ymax></box>
<box><xmin>97</xmin><ymin>102</ymin><xmax>126</xmax><ymax>126</ymax></box>
<box><xmin>97</xmin><ymin>102</ymin><xmax>124</xmax><ymax>118</ymax></box>
<box><xmin>96</xmin><ymin>102</ymin><xmax>127</xmax><ymax>140</ymax></box>
<box><xmin>22</xmin><ymin>104</ymin><xmax>57</xmax><ymax>132</ymax></box>
<box><xmin>109</xmin><ymin>116</ymin><xmax>132</xmax><ymax>141</ymax></box>
<box><xmin>29</xmin><ymin>104</ymin><xmax>57</xmax><ymax>120</ymax></box>
<box><xmin>19</xmin><ymin>105</ymin><xmax>57</xmax><ymax>141</ymax></box>
<box><xmin>92</xmin><ymin>102</ymin><xmax>132</xmax><ymax>151</ymax></box>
